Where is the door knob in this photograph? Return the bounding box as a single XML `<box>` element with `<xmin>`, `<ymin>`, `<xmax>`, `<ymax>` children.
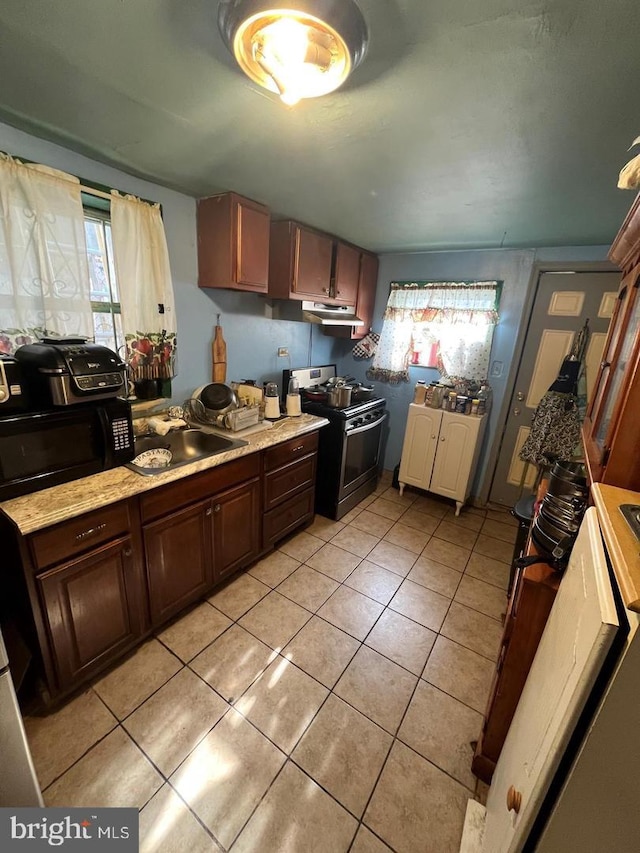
<box><xmin>506</xmin><ymin>785</ymin><xmax>522</xmax><ymax>814</ymax></box>
<box><xmin>513</xmin><ymin>407</ymin><xmax>521</xmax><ymax>416</ymax></box>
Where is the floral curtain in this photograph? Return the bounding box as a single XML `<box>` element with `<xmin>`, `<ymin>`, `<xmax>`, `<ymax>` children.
<box><xmin>0</xmin><ymin>154</ymin><xmax>93</xmax><ymax>353</ymax></box>
<box><xmin>367</xmin><ymin>281</ymin><xmax>500</xmax><ymax>383</ymax></box>
<box><xmin>110</xmin><ymin>193</ymin><xmax>177</xmax><ymax>380</ymax></box>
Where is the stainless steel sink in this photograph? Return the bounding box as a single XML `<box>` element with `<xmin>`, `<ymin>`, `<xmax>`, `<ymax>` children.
<box><xmin>126</xmin><ymin>428</ymin><xmax>247</xmax><ymax>475</ymax></box>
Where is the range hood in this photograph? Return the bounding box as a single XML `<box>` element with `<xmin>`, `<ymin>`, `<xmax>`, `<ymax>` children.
<box><xmin>301</xmin><ymin>301</ymin><xmax>364</xmax><ymax>327</ymax></box>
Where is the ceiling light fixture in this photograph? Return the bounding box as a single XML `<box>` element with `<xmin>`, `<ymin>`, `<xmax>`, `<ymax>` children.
<box><xmin>218</xmin><ymin>0</ymin><xmax>368</xmax><ymax>107</ymax></box>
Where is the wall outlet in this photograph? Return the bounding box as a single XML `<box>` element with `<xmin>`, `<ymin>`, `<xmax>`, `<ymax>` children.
<box><xmin>277</xmin><ymin>347</ymin><xmax>289</xmax><ymax>357</ymax></box>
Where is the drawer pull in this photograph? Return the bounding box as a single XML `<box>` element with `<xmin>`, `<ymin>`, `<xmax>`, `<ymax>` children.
<box><xmin>75</xmin><ymin>523</ymin><xmax>107</xmax><ymax>542</ymax></box>
<box><xmin>292</xmin><ymin>445</ymin><xmax>304</xmax><ymax>453</ymax></box>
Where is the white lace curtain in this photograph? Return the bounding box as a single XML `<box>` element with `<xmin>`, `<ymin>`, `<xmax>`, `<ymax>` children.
<box><xmin>0</xmin><ymin>154</ymin><xmax>93</xmax><ymax>352</ymax></box>
<box><xmin>367</xmin><ymin>282</ymin><xmax>500</xmax><ymax>384</ymax></box>
<box><xmin>0</xmin><ymin>154</ymin><xmax>178</xmax><ymax>381</ymax></box>
<box><xmin>110</xmin><ymin>193</ymin><xmax>177</xmax><ymax>380</ymax></box>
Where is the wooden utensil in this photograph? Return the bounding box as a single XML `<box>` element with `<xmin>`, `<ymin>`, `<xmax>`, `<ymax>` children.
<box><xmin>212</xmin><ymin>314</ymin><xmax>227</xmax><ymax>383</ymax></box>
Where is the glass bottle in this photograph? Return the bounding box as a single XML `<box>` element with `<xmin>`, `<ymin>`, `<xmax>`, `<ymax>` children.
<box><xmin>286</xmin><ymin>377</ymin><xmax>302</xmax><ymax>417</ymax></box>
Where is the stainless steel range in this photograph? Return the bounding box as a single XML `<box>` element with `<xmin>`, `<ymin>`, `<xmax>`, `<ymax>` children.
<box><xmin>283</xmin><ymin>365</ymin><xmax>388</xmax><ymax>520</ymax></box>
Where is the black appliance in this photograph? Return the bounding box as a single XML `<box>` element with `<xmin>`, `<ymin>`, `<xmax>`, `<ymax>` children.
<box><xmin>15</xmin><ymin>338</ymin><xmax>126</xmax><ymax>407</ymax></box>
<box><xmin>0</xmin><ymin>397</ymin><xmax>134</xmax><ymax>501</ymax></box>
<box><xmin>283</xmin><ymin>365</ymin><xmax>388</xmax><ymax>520</ymax></box>
<box><xmin>0</xmin><ymin>354</ymin><xmax>29</xmax><ymax>414</ymax></box>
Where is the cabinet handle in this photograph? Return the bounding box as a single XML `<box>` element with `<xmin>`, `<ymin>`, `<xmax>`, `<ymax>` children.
<box><xmin>600</xmin><ymin>360</ymin><xmax>611</xmax><ymax>370</ymax></box>
<box><xmin>506</xmin><ymin>785</ymin><xmax>522</xmax><ymax>814</ymax></box>
<box><xmin>292</xmin><ymin>445</ymin><xmax>304</xmax><ymax>452</ymax></box>
<box><xmin>205</xmin><ymin>507</ymin><xmax>213</xmax><ymax>516</ymax></box>
<box><xmin>431</xmin><ymin>435</ymin><xmax>436</xmax><ymax>439</ymax></box>
<box><xmin>123</xmin><ymin>547</ymin><xmax>132</xmax><ymax>558</ymax></box>
<box><xmin>214</xmin><ymin>504</ymin><xmax>221</xmax><ymax>513</ymax></box>
<box><xmin>337</xmin><ymin>290</ymin><xmax>342</xmax><ymax>296</ymax></box>
<box><xmin>75</xmin><ymin>522</ymin><xmax>106</xmax><ymax>542</ymax></box>
<box><xmin>322</xmin><ymin>287</ymin><xmax>329</xmax><ymax>294</ymax></box>
<box><xmin>440</xmin><ymin>436</ymin><xmax>445</xmax><ymax>441</ymax></box>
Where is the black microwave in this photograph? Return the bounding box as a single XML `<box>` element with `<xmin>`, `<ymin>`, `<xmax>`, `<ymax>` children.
<box><xmin>0</xmin><ymin>398</ymin><xmax>135</xmax><ymax>501</ymax></box>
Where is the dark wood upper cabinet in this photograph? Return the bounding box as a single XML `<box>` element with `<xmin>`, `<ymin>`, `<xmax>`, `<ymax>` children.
<box><xmin>325</xmin><ymin>249</ymin><xmax>379</xmax><ymax>340</ymax></box>
<box><xmin>197</xmin><ymin>192</ymin><xmax>270</xmax><ymax>292</ymax></box>
<box><xmin>37</xmin><ymin>536</ymin><xmax>146</xmax><ymax>690</ymax></box>
<box><xmin>269</xmin><ymin>220</ymin><xmax>334</xmax><ymax>301</ymax></box>
<box><xmin>333</xmin><ymin>242</ymin><xmax>361</xmax><ymax>305</ymax></box>
<box><xmin>583</xmin><ymin>192</ymin><xmax>640</xmax><ymax>490</ymax></box>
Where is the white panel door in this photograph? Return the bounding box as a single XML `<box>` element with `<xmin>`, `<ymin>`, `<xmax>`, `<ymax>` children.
<box><xmin>481</xmin><ymin>508</ymin><xmax>619</xmax><ymax>853</ymax></box>
<box><xmin>429</xmin><ymin>413</ymin><xmax>481</xmax><ymax>501</ymax></box>
<box><xmin>398</xmin><ymin>404</ymin><xmax>442</xmax><ymax>490</ymax></box>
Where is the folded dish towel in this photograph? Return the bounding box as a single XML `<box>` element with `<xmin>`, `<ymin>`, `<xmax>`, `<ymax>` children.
<box><xmin>147</xmin><ymin>417</ymin><xmax>187</xmax><ymax>436</ymax></box>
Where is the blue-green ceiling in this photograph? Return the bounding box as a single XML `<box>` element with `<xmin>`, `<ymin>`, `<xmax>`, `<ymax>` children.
<box><xmin>0</xmin><ymin>0</ymin><xmax>638</xmax><ymax>252</ymax></box>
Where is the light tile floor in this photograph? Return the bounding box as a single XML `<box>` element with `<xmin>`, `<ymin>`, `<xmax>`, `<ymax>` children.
<box><xmin>24</xmin><ymin>472</ymin><xmax>517</xmax><ymax>852</ymax></box>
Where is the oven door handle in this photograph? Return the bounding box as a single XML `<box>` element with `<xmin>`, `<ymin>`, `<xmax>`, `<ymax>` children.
<box><xmin>346</xmin><ymin>412</ymin><xmax>388</xmax><ymax>435</ymax></box>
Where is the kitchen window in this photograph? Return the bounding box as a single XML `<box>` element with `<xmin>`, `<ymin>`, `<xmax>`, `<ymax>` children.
<box><xmin>368</xmin><ymin>281</ymin><xmax>501</xmax><ymax>384</ymax></box>
<box><xmin>0</xmin><ymin>152</ymin><xmax>177</xmax><ymax>398</ymax></box>
<box><xmin>84</xmin><ymin>209</ymin><xmax>124</xmax><ymax>355</ymax></box>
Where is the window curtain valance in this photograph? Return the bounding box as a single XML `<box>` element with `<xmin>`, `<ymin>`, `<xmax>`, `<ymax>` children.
<box><xmin>0</xmin><ymin>153</ymin><xmax>93</xmax><ymax>353</ymax></box>
<box><xmin>367</xmin><ymin>281</ymin><xmax>500</xmax><ymax>384</ymax></box>
<box><xmin>109</xmin><ymin>192</ymin><xmax>177</xmax><ymax>380</ymax></box>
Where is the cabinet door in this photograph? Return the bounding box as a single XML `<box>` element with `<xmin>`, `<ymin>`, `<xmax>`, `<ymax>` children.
<box><xmin>293</xmin><ymin>226</ymin><xmax>333</xmax><ymax>299</ymax></box>
<box><xmin>482</xmin><ymin>509</ymin><xmax>618</xmax><ymax>852</ymax></box>
<box><xmin>333</xmin><ymin>242</ymin><xmax>360</xmax><ymax>305</ymax></box>
<box><xmin>213</xmin><ymin>477</ymin><xmax>260</xmax><ymax>582</ymax></box>
<box><xmin>324</xmin><ymin>251</ymin><xmax>379</xmax><ymax>340</ymax></box>
<box><xmin>144</xmin><ymin>499</ymin><xmax>214</xmax><ymax>626</ymax></box>
<box><xmin>235</xmin><ymin>197</ymin><xmax>270</xmax><ymax>291</ymax></box>
<box><xmin>429</xmin><ymin>414</ymin><xmax>481</xmax><ymax>501</ymax></box>
<box><xmin>38</xmin><ymin>537</ymin><xmax>145</xmax><ymax>689</ymax></box>
<box><xmin>353</xmin><ymin>251</ymin><xmax>378</xmax><ymax>340</ymax></box>
<box><xmin>398</xmin><ymin>405</ymin><xmax>442</xmax><ymax>489</ymax></box>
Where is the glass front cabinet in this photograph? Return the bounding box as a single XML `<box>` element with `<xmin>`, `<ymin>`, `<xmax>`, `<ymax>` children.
<box><xmin>583</xmin><ymin>194</ymin><xmax>640</xmax><ymax>490</ymax></box>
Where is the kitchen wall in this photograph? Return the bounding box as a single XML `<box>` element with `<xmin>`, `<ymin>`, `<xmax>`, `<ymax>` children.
<box><xmin>0</xmin><ymin>120</ymin><xmax>613</xmax><ymax>504</ymax></box>
<box><xmin>0</xmin><ymin>121</ymin><xmax>347</xmax><ymax>402</ymax></box>
<box><xmin>337</xmin><ymin>244</ymin><xmax>611</xmax><ymax>501</ymax></box>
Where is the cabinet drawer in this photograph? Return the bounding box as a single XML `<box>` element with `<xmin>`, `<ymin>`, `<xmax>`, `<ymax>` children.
<box><xmin>264</xmin><ymin>431</ymin><xmax>318</xmax><ymax>472</ymax></box>
<box><xmin>264</xmin><ymin>453</ymin><xmax>316</xmax><ymax>510</ymax></box>
<box><xmin>263</xmin><ymin>487</ymin><xmax>314</xmax><ymax>547</ymax></box>
<box><xmin>141</xmin><ymin>454</ymin><xmax>260</xmax><ymax>522</ymax></box>
<box><xmin>30</xmin><ymin>502</ymin><xmax>132</xmax><ymax>571</ymax></box>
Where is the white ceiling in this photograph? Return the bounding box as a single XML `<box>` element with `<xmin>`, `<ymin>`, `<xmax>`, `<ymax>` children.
<box><xmin>0</xmin><ymin>0</ymin><xmax>638</xmax><ymax>252</ymax></box>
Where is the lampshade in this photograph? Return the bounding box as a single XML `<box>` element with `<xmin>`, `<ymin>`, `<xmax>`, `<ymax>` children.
<box><xmin>218</xmin><ymin>0</ymin><xmax>368</xmax><ymax>106</ymax></box>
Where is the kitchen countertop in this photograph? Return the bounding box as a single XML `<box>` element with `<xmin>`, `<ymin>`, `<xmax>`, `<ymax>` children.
<box><xmin>592</xmin><ymin>483</ymin><xmax>640</xmax><ymax>613</ymax></box>
<box><xmin>0</xmin><ymin>414</ymin><xmax>328</xmax><ymax>536</ymax></box>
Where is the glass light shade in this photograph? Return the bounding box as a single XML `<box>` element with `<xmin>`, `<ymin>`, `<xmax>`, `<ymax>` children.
<box><xmin>219</xmin><ymin>1</ymin><xmax>368</xmax><ymax>106</ymax></box>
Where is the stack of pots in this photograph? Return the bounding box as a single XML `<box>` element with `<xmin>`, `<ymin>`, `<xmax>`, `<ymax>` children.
<box><xmin>531</xmin><ymin>461</ymin><xmax>589</xmax><ymax>567</ymax></box>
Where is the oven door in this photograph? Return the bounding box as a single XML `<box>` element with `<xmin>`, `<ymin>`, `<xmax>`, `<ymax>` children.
<box><xmin>0</xmin><ymin>407</ymin><xmax>106</xmax><ymax>500</ymax></box>
<box><xmin>339</xmin><ymin>412</ymin><xmax>388</xmax><ymax>500</ymax></box>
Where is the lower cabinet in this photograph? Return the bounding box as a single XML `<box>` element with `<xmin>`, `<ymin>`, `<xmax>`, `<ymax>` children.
<box><xmin>37</xmin><ymin>536</ymin><xmax>146</xmax><ymax>690</ymax></box>
<box><xmin>398</xmin><ymin>404</ymin><xmax>487</xmax><ymax>513</ymax></box>
<box><xmin>144</xmin><ymin>499</ymin><xmax>214</xmax><ymax>626</ymax></box>
<box><xmin>10</xmin><ymin>431</ymin><xmax>319</xmax><ymax>701</ymax></box>
<box><xmin>212</xmin><ymin>477</ymin><xmax>260</xmax><ymax>582</ymax></box>
<box><xmin>144</xmin><ymin>478</ymin><xmax>260</xmax><ymax>625</ymax></box>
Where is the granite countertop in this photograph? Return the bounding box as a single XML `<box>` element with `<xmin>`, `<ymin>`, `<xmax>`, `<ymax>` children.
<box><xmin>592</xmin><ymin>482</ymin><xmax>640</xmax><ymax>613</ymax></box>
<box><xmin>0</xmin><ymin>414</ymin><xmax>328</xmax><ymax>536</ymax></box>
